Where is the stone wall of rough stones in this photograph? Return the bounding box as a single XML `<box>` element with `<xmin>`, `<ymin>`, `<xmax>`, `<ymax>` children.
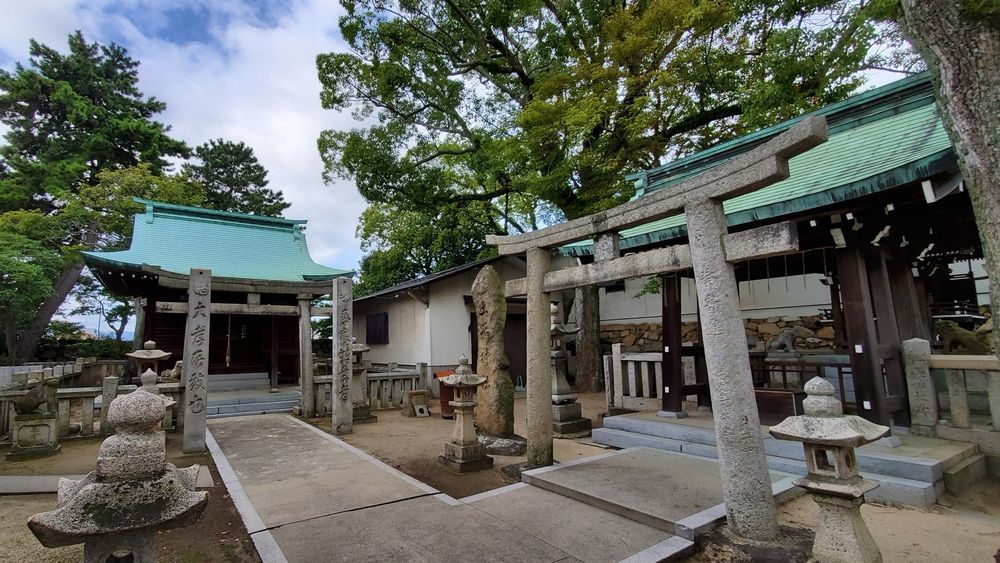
<box><xmin>600</xmin><ymin>315</ymin><xmax>837</xmax><ymax>353</ymax></box>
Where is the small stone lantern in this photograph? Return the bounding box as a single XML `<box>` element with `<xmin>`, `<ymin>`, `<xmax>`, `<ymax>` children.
<box><xmin>126</xmin><ymin>340</ymin><xmax>172</xmax><ymax>381</ymax></box>
<box><xmin>437</xmin><ymin>355</ymin><xmax>493</xmax><ymax>473</ymax></box>
<box><xmin>352</xmin><ymin>338</ymin><xmax>377</xmax><ymax>424</ymax></box>
<box><xmin>550</xmin><ymin>303</ymin><xmax>591</xmax><ymax>437</ymax></box>
<box><xmin>769</xmin><ymin>377</ymin><xmax>889</xmax><ymax>563</ymax></box>
<box><xmin>28</xmin><ymin>385</ymin><xmax>207</xmax><ymax>561</ymax></box>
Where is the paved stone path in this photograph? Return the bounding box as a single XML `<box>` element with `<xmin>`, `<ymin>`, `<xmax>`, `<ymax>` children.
<box><xmin>208</xmin><ymin>414</ymin><xmax>676</xmax><ymax>563</ymax></box>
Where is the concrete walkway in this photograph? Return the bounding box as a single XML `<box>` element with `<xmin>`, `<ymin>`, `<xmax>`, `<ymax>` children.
<box><xmin>208</xmin><ymin>414</ymin><xmax>678</xmax><ymax>563</ymax></box>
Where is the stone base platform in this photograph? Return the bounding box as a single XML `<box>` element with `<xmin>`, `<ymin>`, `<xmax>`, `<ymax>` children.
<box><xmin>522</xmin><ymin>447</ymin><xmax>800</xmax><ymax>540</ymax></box>
<box><xmin>6</xmin><ymin>444</ymin><xmax>61</xmax><ymax>462</ymax></box>
<box><xmin>593</xmin><ymin>411</ymin><xmax>986</xmax><ymax>508</ymax></box>
<box><xmin>439</xmin><ymin>442</ymin><xmax>494</xmax><ymax>474</ymax></box>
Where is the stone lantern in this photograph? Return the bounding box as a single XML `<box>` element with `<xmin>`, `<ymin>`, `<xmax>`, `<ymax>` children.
<box><xmin>769</xmin><ymin>377</ymin><xmax>889</xmax><ymax>563</ymax></box>
<box><xmin>352</xmin><ymin>338</ymin><xmax>377</xmax><ymax>424</ymax></box>
<box><xmin>550</xmin><ymin>303</ymin><xmax>591</xmax><ymax>437</ymax></box>
<box><xmin>28</xmin><ymin>385</ymin><xmax>207</xmax><ymax>562</ymax></box>
<box><xmin>438</xmin><ymin>355</ymin><xmax>493</xmax><ymax>473</ymax></box>
<box><xmin>126</xmin><ymin>340</ymin><xmax>172</xmax><ymax>381</ymax></box>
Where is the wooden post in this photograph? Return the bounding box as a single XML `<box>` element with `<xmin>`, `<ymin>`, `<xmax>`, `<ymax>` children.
<box><xmin>299</xmin><ymin>298</ymin><xmax>315</xmax><ymax>418</ymax></box>
<box><xmin>182</xmin><ymin>268</ymin><xmax>211</xmax><ymax>453</ymax></box>
<box><xmin>270</xmin><ymin>315</ymin><xmax>279</xmax><ymax>392</ymax></box>
<box><xmin>660</xmin><ymin>273</ymin><xmax>685</xmax><ymax>415</ymax></box>
<box><xmin>835</xmin><ymin>246</ymin><xmax>889</xmax><ymax>425</ymax></box>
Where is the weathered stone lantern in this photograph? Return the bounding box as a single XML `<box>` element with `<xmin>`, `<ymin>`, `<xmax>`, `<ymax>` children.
<box><xmin>126</xmin><ymin>340</ymin><xmax>172</xmax><ymax>381</ymax></box>
<box><xmin>550</xmin><ymin>303</ymin><xmax>591</xmax><ymax>437</ymax></box>
<box><xmin>28</xmin><ymin>385</ymin><xmax>208</xmax><ymax>562</ymax></box>
<box><xmin>352</xmin><ymin>337</ymin><xmax>377</xmax><ymax>424</ymax></box>
<box><xmin>438</xmin><ymin>355</ymin><xmax>493</xmax><ymax>473</ymax></box>
<box><xmin>769</xmin><ymin>377</ymin><xmax>889</xmax><ymax>563</ymax></box>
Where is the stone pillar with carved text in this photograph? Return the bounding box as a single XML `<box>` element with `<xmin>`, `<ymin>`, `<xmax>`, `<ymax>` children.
<box><xmin>331</xmin><ymin>277</ymin><xmax>354</xmax><ymax>435</ymax></box>
<box><xmin>182</xmin><ymin>269</ymin><xmax>211</xmax><ymax>453</ymax></box>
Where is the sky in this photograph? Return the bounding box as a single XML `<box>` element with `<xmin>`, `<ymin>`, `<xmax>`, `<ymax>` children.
<box><xmin>0</xmin><ymin>0</ymin><xmax>368</xmax><ymax>336</ymax></box>
<box><xmin>0</xmin><ymin>1</ymin><xmax>909</xmax><ymax>338</ymax></box>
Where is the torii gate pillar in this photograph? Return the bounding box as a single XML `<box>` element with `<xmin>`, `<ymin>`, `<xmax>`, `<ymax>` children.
<box><xmin>686</xmin><ymin>200</ymin><xmax>779</xmax><ymax>540</ymax></box>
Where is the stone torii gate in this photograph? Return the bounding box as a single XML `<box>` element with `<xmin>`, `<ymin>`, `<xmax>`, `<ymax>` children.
<box><xmin>487</xmin><ymin>116</ymin><xmax>828</xmax><ymax>541</ymax></box>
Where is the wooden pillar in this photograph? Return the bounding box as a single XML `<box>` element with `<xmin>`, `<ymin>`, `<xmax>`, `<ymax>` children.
<box><xmin>660</xmin><ymin>273</ymin><xmax>685</xmax><ymax>415</ymax></box>
<box><xmin>299</xmin><ymin>298</ymin><xmax>315</xmax><ymax>418</ymax></box>
<box><xmin>867</xmin><ymin>249</ymin><xmax>910</xmax><ymax>426</ymax></box>
<box><xmin>132</xmin><ymin>298</ymin><xmax>146</xmax><ymax>351</ymax></box>
<box><xmin>143</xmin><ymin>296</ymin><xmax>156</xmax><ymax>343</ymax></box>
<box><xmin>835</xmin><ymin>246</ymin><xmax>889</xmax><ymax>425</ymax></box>
<box><xmin>526</xmin><ymin>247</ymin><xmax>553</xmax><ymax>468</ymax></box>
<box><xmin>887</xmin><ymin>256</ymin><xmax>930</xmax><ymax>340</ymax></box>
<box><xmin>270</xmin><ymin>316</ymin><xmax>279</xmax><ymax>392</ymax></box>
<box><xmin>182</xmin><ymin>268</ymin><xmax>211</xmax><ymax>453</ymax></box>
<box><xmin>574</xmin><ymin>285</ymin><xmax>601</xmax><ymax>392</ymax></box>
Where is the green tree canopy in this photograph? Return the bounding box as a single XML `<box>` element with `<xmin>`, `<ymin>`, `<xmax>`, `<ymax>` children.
<box><xmin>183</xmin><ymin>138</ymin><xmax>291</xmax><ymax>216</ymax></box>
<box><xmin>0</xmin><ymin>32</ymin><xmax>192</xmax><ymax>362</ymax></box>
<box><xmin>318</xmin><ymin>0</ymin><xmax>915</xmax><ymax>292</ymax></box>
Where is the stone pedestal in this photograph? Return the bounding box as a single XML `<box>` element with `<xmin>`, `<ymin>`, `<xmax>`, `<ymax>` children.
<box><xmin>438</xmin><ymin>356</ymin><xmax>494</xmax><ymax>474</ymax></box>
<box><xmin>7</xmin><ymin>414</ymin><xmax>61</xmax><ymax>461</ymax></box>
<box><xmin>811</xmin><ymin>491</ymin><xmax>882</xmax><ymax>563</ymax></box>
<box><xmin>552</xmin><ymin>402</ymin><xmax>591</xmax><ymax>436</ymax></box>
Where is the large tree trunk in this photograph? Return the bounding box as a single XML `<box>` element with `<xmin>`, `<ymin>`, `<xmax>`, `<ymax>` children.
<box><xmin>898</xmin><ymin>1</ymin><xmax>1000</xmax><ymax>349</ymax></box>
<box><xmin>13</xmin><ymin>263</ymin><xmax>85</xmax><ymax>362</ymax></box>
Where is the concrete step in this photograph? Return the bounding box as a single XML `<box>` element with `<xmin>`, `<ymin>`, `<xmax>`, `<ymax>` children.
<box><xmin>206</xmin><ymin>408</ymin><xmax>294</xmax><ymax>419</ymax></box>
<box><xmin>207</xmin><ymin>372</ymin><xmax>270</xmax><ymax>391</ymax></box>
<box><xmin>601</xmin><ymin>415</ymin><xmax>946</xmax><ymax>483</ymax></box>
<box><xmin>206</xmin><ymin>400</ymin><xmax>298</xmax><ymax>416</ymax></box>
<box><xmin>594</xmin><ymin>415</ymin><xmax>948</xmax><ymax>508</ymax></box>
<box><xmin>944</xmin><ymin>453</ymin><xmax>988</xmax><ymax>494</ymax></box>
<box><xmin>209</xmin><ymin>393</ymin><xmax>299</xmax><ymax>407</ymax></box>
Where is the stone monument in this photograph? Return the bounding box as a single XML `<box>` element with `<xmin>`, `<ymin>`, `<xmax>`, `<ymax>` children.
<box><xmin>769</xmin><ymin>377</ymin><xmax>888</xmax><ymax>563</ymax></box>
<box><xmin>8</xmin><ymin>372</ymin><xmax>61</xmax><ymax>461</ymax></box>
<box><xmin>352</xmin><ymin>338</ymin><xmax>377</xmax><ymax>424</ymax></box>
<box><xmin>182</xmin><ymin>268</ymin><xmax>211</xmax><ymax>453</ymax></box>
<box><xmin>550</xmin><ymin>304</ymin><xmax>591</xmax><ymax>437</ymax></box>
<box><xmin>331</xmin><ymin>276</ymin><xmax>354</xmax><ymax>435</ymax></box>
<box><xmin>472</xmin><ymin>265</ymin><xmax>525</xmax><ymax>455</ymax></box>
<box><xmin>438</xmin><ymin>355</ymin><xmax>493</xmax><ymax>473</ymax></box>
<box><xmin>28</xmin><ymin>385</ymin><xmax>208</xmax><ymax>562</ymax></box>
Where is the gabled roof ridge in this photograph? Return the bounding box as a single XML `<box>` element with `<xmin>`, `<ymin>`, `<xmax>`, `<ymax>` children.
<box><xmin>630</xmin><ymin>71</ymin><xmax>934</xmax><ymax>194</ymax></box>
<box><xmin>133</xmin><ymin>198</ymin><xmax>306</xmax><ymax>228</ymax></box>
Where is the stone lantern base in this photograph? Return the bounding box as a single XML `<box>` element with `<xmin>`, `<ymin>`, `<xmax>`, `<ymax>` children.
<box><xmin>552</xmin><ymin>402</ymin><xmax>592</xmax><ymax>437</ymax></box>
<box><xmin>352</xmin><ymin>403</ymin><xmax>378</xmax><ymax>424</ymax></box>
<box><xmin>7</xmin><ymin>414</ymin><xmax>61</xmax><ymax>461</ymax></box>
<box><xmin>811</xmin><ymin>492</ymin><xmax>882</xmax><ymax>563</ymax></box>
<box><xmin>439</xmin><ymin>441</ymin><xmax>494</xmax><ymax>474</ymax></box>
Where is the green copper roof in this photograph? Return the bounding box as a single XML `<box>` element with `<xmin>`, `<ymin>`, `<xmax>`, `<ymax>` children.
<box><xmin>564</xmin><ymin>73</ymin><xmax>956</xmax><ymax>256</ymax></box>
<box><xmin>83</xmin><ymin>199</ymin><xmax>352</xmax><ymax>283</ymax></box>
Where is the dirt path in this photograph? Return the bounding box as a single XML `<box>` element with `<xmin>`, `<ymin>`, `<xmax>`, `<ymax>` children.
<box><xmin>309</xmin><ymin>392</ymin><xmax>610</xmax><ymax>498</ymax></box>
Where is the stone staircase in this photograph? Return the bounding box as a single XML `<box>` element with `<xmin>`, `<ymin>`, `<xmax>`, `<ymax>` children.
<box><xmin>205</xmin><ymin>391</ymin><xmax>300</xmax><ymax>419</ymax></box>
<box><xmin>593</xmin><ymin>413</ymin><xmax>988</xmax><ymax>508</ymax></box>
<box><xmin>206</xmin><ymin>372</ymin><xmax>271</xmax><ymax>392</ymax></box>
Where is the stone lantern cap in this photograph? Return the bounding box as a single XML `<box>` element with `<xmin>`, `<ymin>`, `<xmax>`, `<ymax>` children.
<box><xmin>549</xmin><ymin>303</ymin><xmax>579</xmax><ymax>337</ymax></box>
<box><xmin>770</xmin><ymin>377</ymin><xmax>889</xmax><ymax>448</ymax></box>
<box><xmin>351</xmin><ymin>336</ymin><xmax>370</xmax><ymax>354</ymax></box>
<box><xmin>126</xmin><ymin>340</ymin><xmax>172</xmax><ymax>361</ymax></box>
<box><xmin>439</xmin><ymin>355</ymin><xmax>486</xmax><ymax>388</ymax></box>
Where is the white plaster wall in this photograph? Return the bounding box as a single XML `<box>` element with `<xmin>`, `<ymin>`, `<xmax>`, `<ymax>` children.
<box><xmin>427</xmin><ymin>257</ymin><xmax>528</xmax><ymax>367</ymax></box>
<box><xmin>598</xmin><ymin>273</ymin><xmax>832</xmax><ymax>324</ymax></box>
<box><xmin>352</xmin><ymin>296</ymin><xmax>427</xmax><ymax>365</ymax></box>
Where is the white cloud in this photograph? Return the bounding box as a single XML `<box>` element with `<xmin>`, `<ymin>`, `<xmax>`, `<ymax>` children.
<box><xmin>1</xmin><ymin>0</ymin><xmax>367</xmax><ymax>271</ymax></box>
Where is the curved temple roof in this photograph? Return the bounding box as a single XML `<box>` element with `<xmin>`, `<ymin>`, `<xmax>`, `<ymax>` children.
<box><xmin>83</xmin><ymin>199</ymin><xmax>352</xmax><ymax>289</ymax></box>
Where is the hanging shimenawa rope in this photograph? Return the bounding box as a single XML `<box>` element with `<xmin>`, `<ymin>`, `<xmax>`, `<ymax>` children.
<box><xmin>226</xmin><ymin>314</ymin><xmax>232</xmax><ymax>368</ymax></box>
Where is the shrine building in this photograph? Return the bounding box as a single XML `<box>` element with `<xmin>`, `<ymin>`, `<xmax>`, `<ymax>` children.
<box><xmin>82</xmin><ymin>199</ymin><xmax>353</xmax><ymax>390</ymax></box>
